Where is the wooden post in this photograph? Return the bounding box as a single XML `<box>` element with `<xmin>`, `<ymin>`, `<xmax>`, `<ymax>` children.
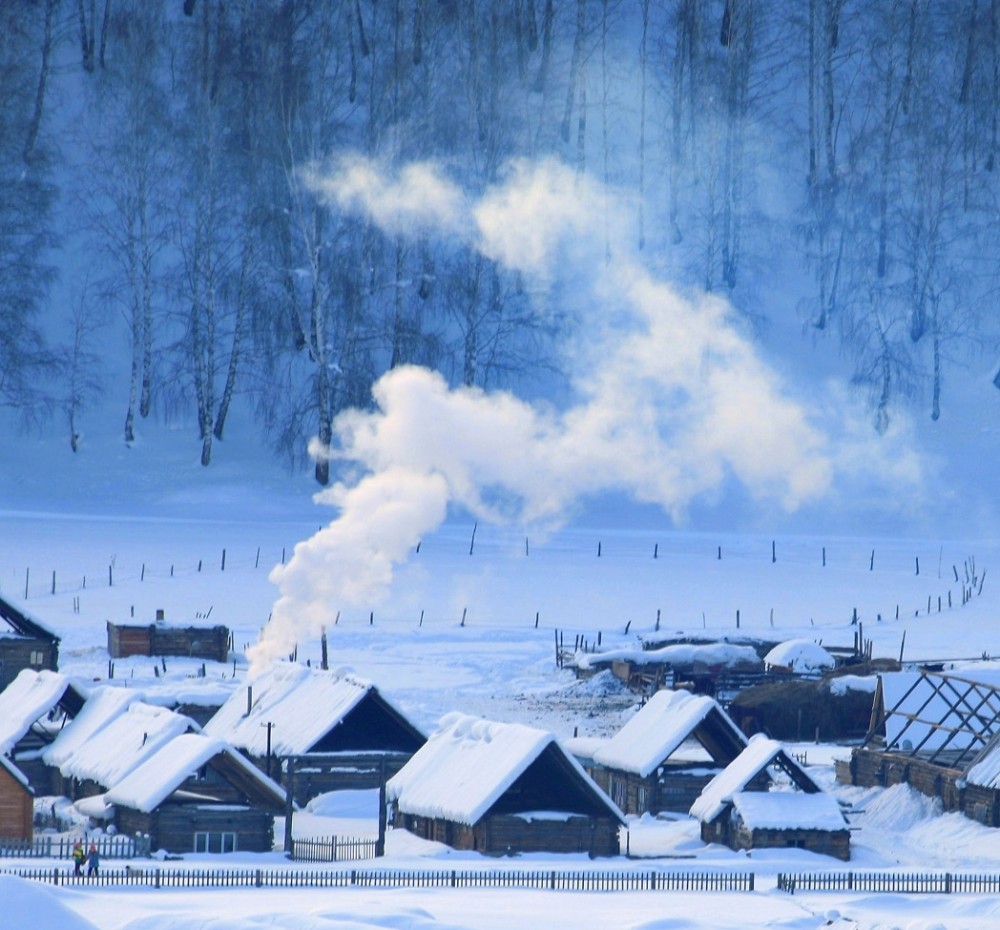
<box><xmin>869</xmin><ymin>550</ymin><xmax>875</xmax><ymax>571</ymax></box>
<box><xmin>469</xmin><ymin>522</ymin><xmax>477</xmax><ymax>556</ymax></box>
<box><xmin>221</xmin><ymin>549</ymin><xmax>226</xmax><ymax>571</ymax></box>
<box><xmin>320</xmin><ymin>628</ymin><xmax>328</xmax><ymax>670</ymax></box>
<box><xmin>772</xmin><ymin>540</ymin><xmax>776</xmax><ymax>563</ymax></box>
<box><xmin>376</xmin><ymin>757</ymin><xmax>387</xmax><ymax>857</ymax></box>
<box><xmin>283</xmin><ymin>758</ymin><xmax>295</xmax><ymax>855</ymax></box>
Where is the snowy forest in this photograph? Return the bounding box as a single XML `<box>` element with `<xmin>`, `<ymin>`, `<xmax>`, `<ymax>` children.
<box><xmin>4</xmin><ymin>0</ymin><xmax>1000</xmax><ymax>484</ymax></box>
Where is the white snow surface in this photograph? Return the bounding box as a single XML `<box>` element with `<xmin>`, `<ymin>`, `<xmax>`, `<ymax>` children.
<box><xmin>40</xmin><ymin>685</ymin><xmax>139</xmax><ymax>769</ymax></box>
<box><xmin>587</xmin><ymin>688</ymin><xmax>746</xmax><ymax>777</ymax></box>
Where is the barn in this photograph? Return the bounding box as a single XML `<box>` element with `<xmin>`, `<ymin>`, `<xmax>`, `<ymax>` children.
<box><xmin>104</xmin><ymin>732</ymin><xmax>286</xmax><ymax>854</ymax></box>
<box><xmin>0</xmin><ymin>595</ymin><xmax>60</xmax><ymax>690</ymax></box>
<box><xmin>387</xmin><ymin>713</ymin><xmax>625</xmax><ymax>857</ymax></box>
<box><xmin>690</xmin><ymin>735</ymin><xmax>850</xmax><ymax>861</ymax></box>
<box><xmin>0</xmin><ymin>755</ymin><xmax>33</xmax><ymax>842</ymax></box>
<box><xmin>107</xmin><ymin>609</ymin><xmax>231</xmax><ymax>663</ymax></box>
<box><xmin>204</xmin><ymin>663</ymin><xmax>425</xmax><ymax>800</ymax></box>
<box><xmin>572</xmin><ymin>689</ymin><xmax>748</xmax><ymax>814</ymax></box>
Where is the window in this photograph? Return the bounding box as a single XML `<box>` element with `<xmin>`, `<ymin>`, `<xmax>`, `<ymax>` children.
<box><xmin>194</xmin><ymin>831</ymin><xmax>236</xmax><ymax>854</ymax></box>
<box><xmin>612</xmin><ymin>778</ymin><xmax>627</xmax><ymax>811</ymax></box>
<box><xmin>29</xmin><ymin>651</ymin><xmax>44</xmax><ymax>666</ymax></box>
<box><xmin>636</xmin><ymin>786</ymin><xmax>648</xmax><ymax>812</ymax></box>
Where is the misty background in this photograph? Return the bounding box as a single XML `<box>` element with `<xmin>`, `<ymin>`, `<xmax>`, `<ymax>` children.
<box><xmin>3</xmin><ymin>1</ymin><xmax>999</xmax><ymax>537</ymax></box>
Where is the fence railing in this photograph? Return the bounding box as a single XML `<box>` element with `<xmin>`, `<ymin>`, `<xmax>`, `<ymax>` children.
<box><xmin>290</xmin><ymin>836</ymin><xmax>377</xmax><ymax>863</ymax></box>
<box><xmin>777</xmin><ymin>871</ymin><xmax>1000</xmax><ymax>895</ymax></box>
<box><xmin>1</xmin><ymin>866</ymin><xmax>755</xmax><ymax>893</ymax></box>
<box><xmin>0</xmin><ymin>835</ymin><xmax>149</xmax><ymax>860</ymax></box>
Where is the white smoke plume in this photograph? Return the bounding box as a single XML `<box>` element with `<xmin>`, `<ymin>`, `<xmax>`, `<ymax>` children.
<box><xmin>253</xmin><ymin>156</ymin><xmax>846</xmax><ymax>667</ymax></box>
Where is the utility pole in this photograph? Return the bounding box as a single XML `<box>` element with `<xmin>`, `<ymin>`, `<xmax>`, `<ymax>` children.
<box><xmin>262</xmin><ymin>721</ymin><xmax>276</xmax><ymax>780</ymax></box>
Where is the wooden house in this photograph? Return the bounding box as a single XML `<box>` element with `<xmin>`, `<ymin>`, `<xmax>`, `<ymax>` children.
<box><xmin>573</xmin><ymin>689</ymin><xmax>748</xmax><ymax>814</ymax></box>
<box><xmin>0</xmin><ymin>755</ymin><xmax>33</xmax><ymax>841</ymax></box>
<box><xmin>105</xmin><ymin>732</ymin><xmax>286</xmax><ymax>854</ymax></box>
<box><xmin>0</xmin><ymin>595</ymin><xmax>60</xmax><ymax>690</ymax></box>
<box><xmin>691</xmin><ymin>735</ymin><xmax>850</xmax><ymax>860</ymax></box>
<box><xmin>107</xmin><ymin>609</ymin><xmax>231</xmax><ymax>663</ymax></box>
<box><xmin>387</xmin><ymin>713</ymin><xmax>625</xmax><ymax>857</ymax></box>
<box><xmin>0</xmin><ymin>669</ymin><xmax>87</xmax><ymax>793</ymax></box>
<box><xmin>204</xmin><ymin>663</ymin><xmax>425</xmax><ymax>801</ymax></box>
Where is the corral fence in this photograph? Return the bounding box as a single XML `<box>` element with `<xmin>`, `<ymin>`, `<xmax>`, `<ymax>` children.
<box><xmin>0</xmin><ymin>834</ymin><xmax>149</xmax><ymax>860</ymax></box>
<box><xmin>290</xmin><ymin>836</ymin><xmax>378</xmax><ymax>863</ymax></box>
<box><xmin>2</xmin><ymin>866</ymin><xmax>755</xmax><ymax>892</ymax></box>
<box><xmin>778</xmin><ymin>871</ymin><xmax>1000</xmax><ymax>895</ymax></box>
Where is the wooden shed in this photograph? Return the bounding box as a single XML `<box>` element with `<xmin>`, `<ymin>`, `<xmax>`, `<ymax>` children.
<box><xmin>0</xmin><ymin>756</ymin><xmax>34</xmax><ymax>841</ymax></box>
<box><xmin>574</xmin><ymin>689</ymin><xmax>748</xmax><ymax>814</ymax></box>
<box><xmin>691</xmin><ymin>735</ymin><xmax>850</xmax><ymax>861</ymax></box>
<box><xmin>107</xmin><ymin>609</ymin><xmax>230</xmax><ymax>663</ymax></box>
<box><xmin>204</xmin><ymin>663</ymin><xmax>425</xmax><ymax>801</ymax></box>
<box><xmin>0</xmin><ymin>595</ymin><xmax>60</xmax><ymax>690</ymax></box>
<box><xmin>105</xmin><ymin>732</ymin><xmax>286</xmax><ymax>854</ymax></box>
<box><xmin>387</xmin><ymin>713</ymin><xmax>624</xmax><ymax>857</ymax></box>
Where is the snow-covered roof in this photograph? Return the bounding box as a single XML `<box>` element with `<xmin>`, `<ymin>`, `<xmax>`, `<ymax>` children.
<box><xmin>42</xmin><ymin>685</ymin><xmax>138</xmax><ymax>769</ymax></box>
<box><xmin>578</xmin><ymin>641</ymin><xmax>761</xmax><ymax>671</ymax></box>
<box><xmin>204</xmin><ymin>662</ymin><xmax>418</xmax><ymax>756</ymax></box>
<box><xmin>0</xmin><ymin>669</ymin><xmax>79</xmax><ymax>755</ymax></box>
<box><xmin>764</xmin><ymin>639</ymin><xmax>835</xmax><ymax>673</ymax></box>
<box><xmin>0</xmin><ymin>594</ymin><xmax>60</xmax><ymax>642</ymax></box>
<box><xmin>731</xmin><ymin>791</ymin><xmax>846</xmax><ymax>832</ymax></box>
<box><xmin>689</xmin><ymin>735</ymin><xmax>820</xmax><ymax>823</ymax></box>
<box><xmin>53</xmin><ymin>701</ymin><xmax>195</xmax><ymax>788</ymax></box>
<box><xmin>0</xmin><ymin>754</ymin><xmax>32</xmax><ymax>793</ymax></box>
<box><xmin>590</xmin><ymin>689</ymin><xmax>747</xmax><ymax>778</ymax></box>
<box><xmin>105</xmin><ymin>732</ymin><xmax>285</xmax><ymax>813</ymax></box>
<box><xmin>387</xmin><ymin>712</ymin><xmax>622</xmax><ymax>826</ymax></box>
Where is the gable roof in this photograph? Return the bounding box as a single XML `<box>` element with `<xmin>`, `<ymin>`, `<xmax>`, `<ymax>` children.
<box><xmin>387</xmin><ymin>712</ymin><xmax>624</xmax><ymax>827</ymax></box>
<box><xmin>105</xmin><ymin>732</ymin><xmax>285</xmax><ymax>813</ymax></box>
<box><xmin>0</xmin><ymin>669</ymin><xmax>87</xmax><ymax>755</ymax></box>
<box><xmin>689</xmin><ymin>735</ymin><xmax>822</xmax><ymax>823</ymax></box>
<box><xmin>0</xmin><ymin>594</ymin><xmax>59</xmax><ymax>643</ymax></box>
<box><xmin>52</xmin><ymin>701</ymin><xmax>196</xmax><ymax>788</ymax></box>
<box><xmin>204</xmin><ymin>662</ymin><xmax>423</xmax><ymax>757</ymax></box>
<box><xmin>589</xmin><ymin>689</ymin><xmax>747</xmax><ymax>777</ymax></box>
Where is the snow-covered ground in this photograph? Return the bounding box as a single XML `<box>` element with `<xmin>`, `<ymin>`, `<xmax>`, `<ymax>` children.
<box><xmin>3</xmin><ymin>508</ymin><xmax>1000</xmax><ymax>928</ymax></box>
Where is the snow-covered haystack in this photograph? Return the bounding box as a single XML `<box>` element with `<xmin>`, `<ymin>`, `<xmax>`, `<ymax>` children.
<box><xmin>765</xmin><ymin>639</ymin><xmax>836</xmax><ymax>674</ymax></box>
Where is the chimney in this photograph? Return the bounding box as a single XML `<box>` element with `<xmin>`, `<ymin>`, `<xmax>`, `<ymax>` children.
<box><xmin>246</xmin><ymin>685</ymin><xmax>253</xmax><ymax>717</ymax></box>
<box><xmin>155</xmin><ymin>608</ymin><xmax>165</xmax><ymax>623</ymax></box>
